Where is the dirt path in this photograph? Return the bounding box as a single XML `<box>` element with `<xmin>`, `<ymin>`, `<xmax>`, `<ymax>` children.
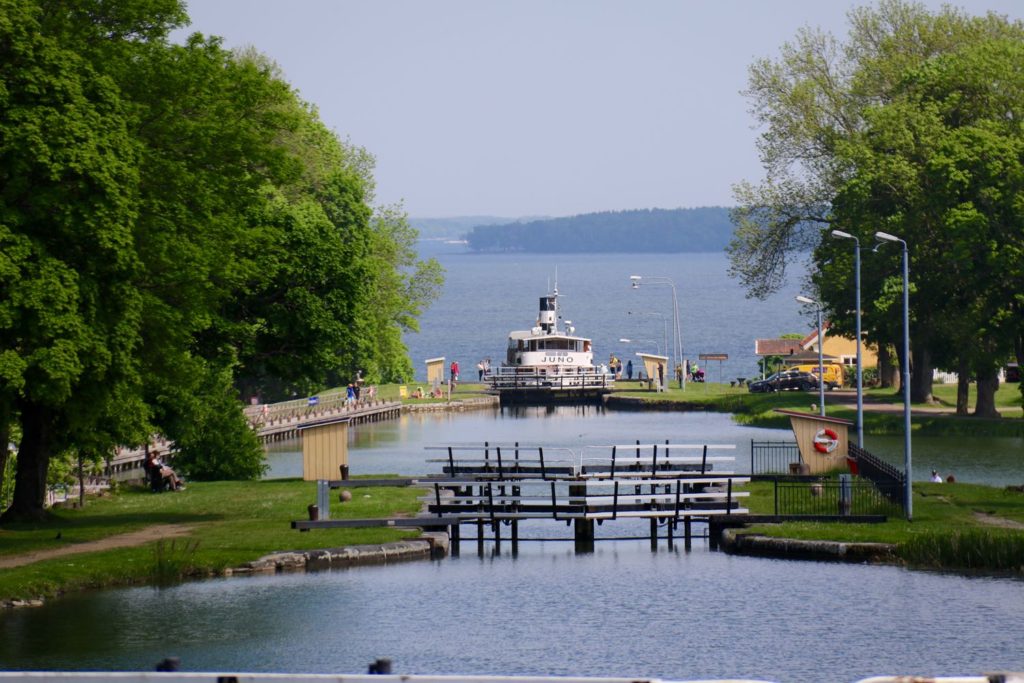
<box><xmin>972</xmin><ymin>511</ymin><xmax>1024</xmax><ymax>530</ymax></box>
<box><xmin>0</xmin><ymin>524</ymin><xmax>193</xmax><ymax>570</ymax></box>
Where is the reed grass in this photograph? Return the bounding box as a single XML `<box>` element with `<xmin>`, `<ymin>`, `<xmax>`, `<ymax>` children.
<box><xmin>898</xmin><ymin>528</ymin><xmax>1024</xmax><ymax>574</ymax></box>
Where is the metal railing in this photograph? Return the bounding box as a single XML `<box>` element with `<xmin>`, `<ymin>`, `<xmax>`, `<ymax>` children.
<box><xmin>849</xmin><ymin>443</ymin><xmax>905</xmax><ymax>505</ymax></box>
<box><xmin>485</xmin><ymin>367</ymin><xmax>613</xmax><ymax>391</ymax></box>
<box><xmin>770</xmin><ymin>477</ymin><xmax>903</xmax><ymax>517</ymax></box>
<box><xmin>750</xmin><ymin>440</ymin><xmax>802</xmax><ymax>475</ymax></box>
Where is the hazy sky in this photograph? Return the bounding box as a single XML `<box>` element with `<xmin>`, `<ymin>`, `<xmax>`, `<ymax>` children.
<box><xmin>180</xmin><ymin>1</ymin><xmax>1024</xmax><ymax>218</ymax></box>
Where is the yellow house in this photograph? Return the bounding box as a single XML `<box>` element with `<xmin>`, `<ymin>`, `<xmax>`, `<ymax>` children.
<box><xmin>801</xmin><ymin>324</ymin><xmax>877</xmax><ymax>368</ymax></box>
<box><xmin>755</xmin><ymin>324</ymin><xmax>877</xmax><ymax>378</ymax></box>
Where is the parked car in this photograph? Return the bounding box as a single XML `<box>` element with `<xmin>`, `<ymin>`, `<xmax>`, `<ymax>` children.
<box><xmin>748</xmin><ymin>370</ymin><xmax>819</xmax><ymax>393</ymax></box>
<box><xmin>794</xmin><ymin>363</ymin><xmax>844</xmax><ymax>390</ymax></box>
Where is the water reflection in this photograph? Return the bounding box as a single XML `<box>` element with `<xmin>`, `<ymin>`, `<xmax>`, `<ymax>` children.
<box><xmin>2</xmin><ymin>542</ymin><xmax>1022</xmax><ymax>682</ymax></box>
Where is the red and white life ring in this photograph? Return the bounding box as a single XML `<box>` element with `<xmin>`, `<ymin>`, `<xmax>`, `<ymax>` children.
<box><xmin>813</xmin><ymin>428</ymin><xmax>840</xmax><ymax>454</ymax></box>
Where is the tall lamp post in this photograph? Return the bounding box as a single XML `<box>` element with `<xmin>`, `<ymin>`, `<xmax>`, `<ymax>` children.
<box><xmin>795</xmin><ymin>295</ymin><xmax>826</xmax><ymax>417</ymax></box>
<box><xmin>630</xmin><ymin>276</ymin><xmax>683</xmax><ymax>389</ymax></box>
<box><xmin>619</xmin><ymin>338</ymin><xmax>661</xmax><ymax>355</ymax></box>
<box><xmin>875</xmin><ymin>230</ymin><xmax>912</xmax><ymax>521</ymax></box>
<box><xmin>831</xmin><ymin>230</ymin><xmax>864</xmax><ymax>447</ymax></box>
<box><xmin>627</xmin><ymin>311</ymin><xmax>669</xmax><ymax>363</ymax></box>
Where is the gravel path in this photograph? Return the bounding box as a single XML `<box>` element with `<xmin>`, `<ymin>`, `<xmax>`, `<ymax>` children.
<box><xmin>0</xmin><ymin>524</ymin><xmax>193</xmax><ymax>570</ymax></box>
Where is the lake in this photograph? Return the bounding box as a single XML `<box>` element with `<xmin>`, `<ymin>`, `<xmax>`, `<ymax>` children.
<box><xmin>404</xmin><ymin>244</ymin><xmax>808</xmax><ymax>383</ymax></box>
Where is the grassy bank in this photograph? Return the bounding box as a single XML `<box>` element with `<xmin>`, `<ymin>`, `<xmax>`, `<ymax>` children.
<box><xmin>610</xmin><ymin>380</ymin><xmax>1024</xmax><ymax>437</ymax></box>
<box><xmin>0</xmin><ymin>479</ymin><xmax>423</xmax><ymax>602</ymax></box>
<box><xmin>743</xmin><ymin>479</ymin><xmax>1024</xmax><ymax>573</ymax></box>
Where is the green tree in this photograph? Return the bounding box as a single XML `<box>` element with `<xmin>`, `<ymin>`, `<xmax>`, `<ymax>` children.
<box><xmin>2</xmin><ymin>1</ymin><xmax>442</xmax><ymax>518</ymax></box>
<box><xmin>729</xmin><ymin>0</ymin><xmax>1024</xmax><ymax>410</ymax></box>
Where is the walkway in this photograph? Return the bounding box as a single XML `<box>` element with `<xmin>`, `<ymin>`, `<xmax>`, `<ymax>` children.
<box><xmin>0</xmin><ymin>524</ymin><xmax>193</xmax><ymax>570</ymax></box>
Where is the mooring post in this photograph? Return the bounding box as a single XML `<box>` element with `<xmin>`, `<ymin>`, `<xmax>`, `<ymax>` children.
<box><xmin>574</xmin><ymin>518</ymin><xmax>594</xmax><ymax>553</ymax></box>
<box><xmin>650</xmin><ymin>517</ymin><xmax>658</xmax><ymax>551</ymax></box>
<box><xmin>684</xmin><ymin>516</ymin><xmax>692</xmax><ymax>551</ymax></box>
<box><xmin>511</xmin><ymin>519</ymin><xmax>519</xmax><ymax>556</ymax></box>
<box><xmin>476</xmin><ymin>518</ymin><xmax>484</xmax><ymax>556</ymax></box>
<box><xmin>667</xmin><ymin>516</ymin><xmax>674</xmax><ymax>550</ymax></box>
<box><xmin>450</xmin><ymin>522</ymin><xmax>460</xmax><ymax>557</ymax></box>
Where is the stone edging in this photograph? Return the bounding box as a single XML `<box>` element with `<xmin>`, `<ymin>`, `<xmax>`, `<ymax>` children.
<box><xmin>228</xmin><ymin>532</ymin><xmax>450</xmax><ymax>576</ymax></box>
<box><xmin>720</xmin><ymin>528</ymin><xmax>897</xmax><ymax>563</ymax></box>
<box><xmin>403</xmin><ymin>395</ymin><xmax>499</xmax><ymax>413</ymax></box>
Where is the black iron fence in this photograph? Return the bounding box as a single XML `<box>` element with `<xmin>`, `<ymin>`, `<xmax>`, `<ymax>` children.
<box><xmin>849</xmin><ymin>443</ymin><xmax>905</xmax><ymax>505</ymax></box>
<box><xmin>770</xmin><ymin>477</ymin><xmax>904</xmax><ymax>517</ymax></box>
<box><xmin>752</xmin><ymin>440</ymin><xmax>906</xmax><ymax>516</ymax></box>
<box><xmin>750</xmin><ymin>440</ymin><xmax>802</xmax><ymax>475</ymax></box>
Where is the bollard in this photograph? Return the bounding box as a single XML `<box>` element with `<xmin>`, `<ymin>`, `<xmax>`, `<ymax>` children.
<box><xmin>839</xmin><ymin>473</ymin><xmax>852</xmax><ymax>516</ymax></box>
<box><xmin>155</xmin><ymin>657</ymin><xmax>180</xmax><ymax>672</ymax></box>
<box><xmin>307</xmin><ymin>504</ymin><xmax>318</xmax><ymax>521</ymax></box>
<box><xmin>339</xmin><ymin>464</ymin><xmax>350</xmax><ymax>480</ymax></box>
<box><xmin>368</xmin><ymin>658</ymin><xmax>392</xmax><ymax>674</ymax></box>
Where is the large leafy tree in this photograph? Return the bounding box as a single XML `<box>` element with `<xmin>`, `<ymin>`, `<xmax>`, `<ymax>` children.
<box><xmin>1</xmin><ymin>0</ymin><xmax>441</xmax><ymax>518</ymax></box>
<box><xmin>729</xmin><ymin>0</ymin><xmax>1024</xmax><ymax>409</ymax></box>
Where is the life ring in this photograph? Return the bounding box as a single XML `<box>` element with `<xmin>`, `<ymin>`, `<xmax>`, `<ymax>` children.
<box><xmin>813</xmin><ymin>427</ymin><xmax>840</xmax><ymax>454</ymax></box>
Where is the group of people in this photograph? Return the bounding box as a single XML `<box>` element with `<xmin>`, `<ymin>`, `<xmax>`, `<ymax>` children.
<box><xmin>931</xmin><ymin>470</ymin><xmax>956</xmax><ymax>483</ymax></box>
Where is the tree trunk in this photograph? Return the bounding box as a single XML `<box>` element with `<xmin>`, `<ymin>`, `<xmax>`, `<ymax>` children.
<box><xmin>956</xmin><ymin>359</ymin><xmax>970</xmax><ymax>416</ymax></box>
<box><xmin>0</xmin><ymin>398</ymin><xmax>10</xmax><ymax>507</ymax></box>
<box><xmin>974</xmin><ymin>367</ymin><xmax>1001</xmax><ymax>418</ymax></box>
<box><xmin>1</xmin><ymin>402</ymin><xmax>55</xmax><ymax>522</ymax></box>
<box><xmin>877</xmin><ymin>344</ymin><xmax>897</xmax><ymax>389</ymax></box>
<box><xmin>1016</xmin><ymin>333</ymin><xmax>1024</xmax><ymax>418</ymax></box>
<box><xmin>910</xmin><ymin>346</ymin><xmax>934</xmax><ymax>404</ymax></box>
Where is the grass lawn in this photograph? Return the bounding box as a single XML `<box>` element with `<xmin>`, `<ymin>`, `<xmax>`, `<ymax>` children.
<box><xmin>0</xmin><ymin>479</ymin><xmax>424</xmax><ymax>602</ymax></box>
<box><xmin>739</xmin><ymin>478</ymin><xmax>1024</xmax><ymax>573</ymax></box>
<box><xmin>610</xmin><ymin>380</ymin><xmax>1024</xmax><ymax>436</ymax></box>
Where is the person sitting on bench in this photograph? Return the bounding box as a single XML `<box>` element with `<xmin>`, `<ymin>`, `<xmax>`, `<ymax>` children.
<box><xmin>145</xmin><ymin>450</ymin><xmax>184</xmax><ymax>491</ymax></box>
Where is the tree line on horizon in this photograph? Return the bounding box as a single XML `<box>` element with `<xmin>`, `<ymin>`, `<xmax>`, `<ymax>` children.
<box><xmin>0</xmin><ymin>0</ymin><xmax>441</xmax><ymax>521</ymax></box>
<box><xmin>464</xmin><ymin>207</ymin><xmax>734</xmax><ymax>252</ymax></box>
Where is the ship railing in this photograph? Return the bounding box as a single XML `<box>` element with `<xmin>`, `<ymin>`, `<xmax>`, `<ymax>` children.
<box><xmin>484</xmin><ymin>367</ymin><xmax>614</xmax><ymax>391</ymax></box>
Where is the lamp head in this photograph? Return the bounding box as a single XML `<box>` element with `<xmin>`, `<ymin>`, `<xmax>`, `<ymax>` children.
<box><xmin>795</xmin><ymin>295</ymin><xmax>817</xmax><ymax>305</ymax></box>
<box><xmin>874</xmin><ymin>231</ymin><xmax>901</xmax><ymax>243</ymax></box>
<box><xmin>831</xmin><ymin>229</ymin><xmax>854</xmax><ymax>240</ymax></box>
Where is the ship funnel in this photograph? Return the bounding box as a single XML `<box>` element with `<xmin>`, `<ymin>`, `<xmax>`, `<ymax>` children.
<box><xmin>538</xmin><ymin>296</ymin><xmax>556</xmax><ymax>332</ymax></box>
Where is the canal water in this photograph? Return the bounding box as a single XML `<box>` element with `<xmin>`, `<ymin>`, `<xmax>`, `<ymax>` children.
<box><xmin>265</xmin><ymin>406</ymin><xmax>1024</xmax><ymax>486</ymax></box>
<box><xmin>2</xmin><ymin>541</ymin><xmax>1022</xmax><ymax>681</ymax></box>
<box><xmin>3</xmin><ymin>408</ymin><xmax>1022</xmax><ymax>681</ymax></box>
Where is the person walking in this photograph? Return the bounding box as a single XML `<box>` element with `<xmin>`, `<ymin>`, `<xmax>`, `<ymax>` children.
<box><xmin>657</xmin><ymin>362</ymin><xmax>665</xmax><ymax>391</ymax></box>
<box><xmin>450</xmin><ymin>360</ymin><xmax>459</xmax><ymax>388</ymax></box>
<box><xmin>626</xmin><ymin>359</ymin><xmax>633</xmax><ymax>380</ymax></box>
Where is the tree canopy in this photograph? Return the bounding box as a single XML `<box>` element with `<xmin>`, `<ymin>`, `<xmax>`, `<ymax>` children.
<box><xmin>0</xmin><ymin>0</ymin><xmax>441</xmax><ymax>519</ymax></box>
<box><xmin>729</xmin><ymin>0</ymin><xmax>1024</xmax><ymax>413</ymax></box>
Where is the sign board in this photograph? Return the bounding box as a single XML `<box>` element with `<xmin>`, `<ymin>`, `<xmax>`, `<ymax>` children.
<box><xmin>635</xmin><ymin>352</ymin><xmax>669</xmax><ymax>390</ymax></box>
<box><xmin>774</xmin><ymin>409</ymin><xmax>853</xmax><ymax>474</ymax></box>
<box><xmin>398</xmin><ymin>385</ymin><xmax>408</xmax><ymax>398</ymax></box>
<box><xmin>699</xmin><ymin>353</ymin><xmax>729</xmax><ymax>361</ymax></box>
<box><xmin>299</xmin><ymin>418</ymin><xmax>348</xmax><ymax>481</ymax></box>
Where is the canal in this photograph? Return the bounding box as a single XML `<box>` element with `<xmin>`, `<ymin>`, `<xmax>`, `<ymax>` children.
<box><xmin>2</xmin><ymin>407</ymin><xmax>1022</xmax><ymax>681</ymax></box>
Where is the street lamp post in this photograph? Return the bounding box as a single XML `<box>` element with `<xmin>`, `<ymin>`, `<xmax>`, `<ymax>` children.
<box><xmin>875</xmin><ymin>231</ymin><xmax>912</xmax><ymax>521</ymax></box>
<box><xmin>831</xmin><ymin>230</ymin><xmax>864</xmax><ymax>447</ymax></box>
<box><xmin>795</xmin><ymin>295</ymin><xmax>826</xmax><ymax>417</ymax></box>
<box><xmin>630</xmin><ymin>275</ymin><xmax>683</xmax><ymax>389</ymax></box>
<box><xmin>626</xmin><ymin>311</ymin><xmax>669</xmax><ymax>364</ymax></box>
<box><xmin>619</xmin><ymin>338</ymin><xmax>661</xmax><ymax>355</ymax></box>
